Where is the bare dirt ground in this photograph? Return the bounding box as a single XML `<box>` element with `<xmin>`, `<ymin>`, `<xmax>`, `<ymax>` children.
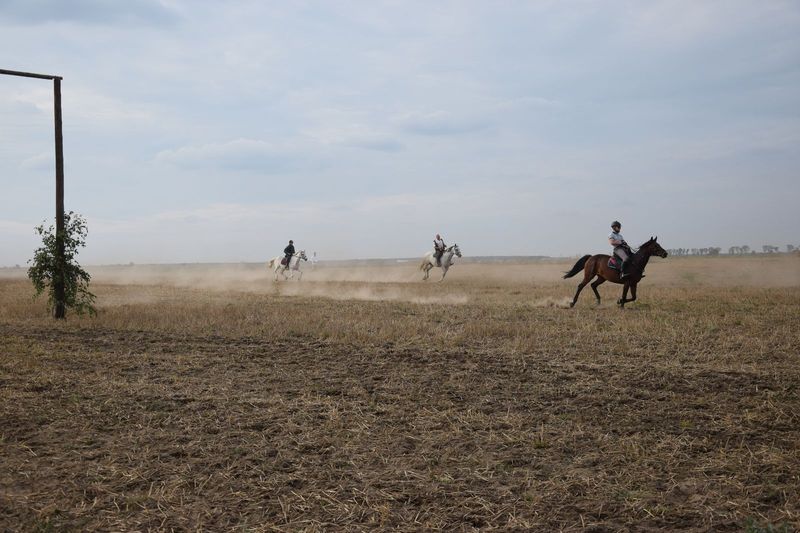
<box><xmin>1</xmin><ymin>256</ymin><xmax>798</xmax><ymax>531</ymax></box>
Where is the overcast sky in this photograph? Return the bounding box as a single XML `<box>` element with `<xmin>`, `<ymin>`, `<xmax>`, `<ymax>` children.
<box><xmin>1</xmin><ymin>0</ymin><xmax>798</xmax><ymax>264</ymax></box>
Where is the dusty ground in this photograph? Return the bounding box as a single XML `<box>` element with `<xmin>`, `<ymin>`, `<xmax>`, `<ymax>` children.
<box><xmin>1</xmin><ymin>256</ymin><xmax>798</xmax><ymax>531</ymax></box>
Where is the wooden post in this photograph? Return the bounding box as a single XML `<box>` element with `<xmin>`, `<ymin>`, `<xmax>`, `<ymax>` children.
<box><xmin>53</xmin><ymin>77</ymin><xmax>66</xmax><ymax>318</ymax></box>
<box><xmin>0</xmin><ymin>69</ymin><xmax>66</xmax><ymax>318</ymax></box>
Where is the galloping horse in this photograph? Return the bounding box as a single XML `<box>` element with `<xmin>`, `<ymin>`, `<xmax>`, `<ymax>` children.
<box><xmin>420</xmin><ymin>243</ymin><xmax>462</xmax><ymax>281</ymax></box>
<box><xmin>268</xmin><ymin>250</ymin><xmax>308</xmax><ymax>281</ymax></box>
<box><xmin>563</xmin><ymin>237</ymin><xmax>667</xmax><ymax>308</ymax></box>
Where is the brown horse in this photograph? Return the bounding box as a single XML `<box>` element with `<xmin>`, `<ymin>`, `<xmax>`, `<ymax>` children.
<box><xmin>563</xmin><ymin>237</ymin><xmax>668</xmax><ymax>308</ymax></box>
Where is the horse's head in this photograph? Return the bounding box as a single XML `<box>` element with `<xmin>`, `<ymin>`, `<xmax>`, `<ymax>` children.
<box><xmin>641</xmin><ymin>237</ymin><xmax>668</xmax><ymax>258</ymax></box>
<box><xmin>450</xmin><ymin>243</ymin><xmax>462</xmax><ymax>258</ymax></box>
<box><xmin>299</xmin><ymin>250</ymin><xmax>308</xmax><ymax>261</ymax></box>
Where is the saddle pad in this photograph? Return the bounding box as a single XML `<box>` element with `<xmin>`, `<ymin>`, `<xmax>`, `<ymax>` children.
<box><xmin>608</xmin><ymin>256</ymin><xmax>621</xmax><ymax>270</ymax></box>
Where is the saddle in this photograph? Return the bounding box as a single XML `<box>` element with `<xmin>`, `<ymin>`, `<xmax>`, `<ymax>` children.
<box><xmin>608</xmin><ymin>254</ymin><xmax>644</xmax><ymax>278</ymax></box>
<box><xmin>281</xmin><ymin>257</ymin><xmax>289</xmax><ymax>266</ymax></box>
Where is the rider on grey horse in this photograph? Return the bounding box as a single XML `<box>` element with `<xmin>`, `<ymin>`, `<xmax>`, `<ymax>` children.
<box><xmin>608</xmin><ymin>221</ymin><xmax>632</xmax><ymax>278</ymax></box>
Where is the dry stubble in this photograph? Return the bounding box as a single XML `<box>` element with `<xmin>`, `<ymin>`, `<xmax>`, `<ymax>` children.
<box><xmin>1</xmin><ymin>257</ymin><xmax>798</xmax><ymax>531</ymax></box>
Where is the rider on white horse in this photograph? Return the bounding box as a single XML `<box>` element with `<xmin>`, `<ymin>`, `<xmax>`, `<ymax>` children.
<box><xmin>420</xmin><ymin>239</ymin><xmax>461</xmax><ymax>282</ymax></box>
<box><xmin>433</xmin><ymin>234</ymin><xmax>446</xmax><ymax>267</ymax></box>
<box><xmin>283</xmin><ymin>240</ymin><xmax>295</xmax><ymax>268</ymax></box>
<box><xmin>269</xmin><ymin>247</ymin><xmax>308</xmax><ymax>281</ymax></box>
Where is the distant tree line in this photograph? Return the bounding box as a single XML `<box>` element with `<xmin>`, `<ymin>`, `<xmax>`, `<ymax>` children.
<box><xmin>666</xmin><ymin>245</ymin><xmax>799</xmax><ymax>256</ymax></box>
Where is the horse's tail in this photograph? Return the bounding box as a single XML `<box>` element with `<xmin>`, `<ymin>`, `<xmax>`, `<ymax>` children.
<box><xmin>563</xmin><ymin>255</ymin><xmax>591</xmax><ymax>279</ymax></box>
<box><xmin>268</xmin><ymin>259</ymin><xmax>275</xmax><ymax>269</ymax></box>
<box><xmin>419</xmin><ymin>256</ymin><xmax>429</xmax><ymax>270</ymax></box>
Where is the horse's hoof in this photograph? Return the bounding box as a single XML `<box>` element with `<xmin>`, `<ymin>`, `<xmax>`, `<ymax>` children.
<box><xmin>569</xmin><ymin>302</ymin><xmax>575</xmax><ymax>308</ymax></box>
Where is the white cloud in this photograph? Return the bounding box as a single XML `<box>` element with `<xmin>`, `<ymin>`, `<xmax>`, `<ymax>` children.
<box><xmin>304</xmin><ymin>122</ymin><xmax>403</xmax><ymax>152</ymax></box>
<box><xmin>394</xmin><ymin>110</ymin><xmax>488</xmax><ymax>136</ymax></box>
<box><xmin>0</xmin><ymin>0</ymin><xmax>178</xmax><ymax>26</ymax></box>
<box><xmin>19</xmin><ymin>152</ymin><xmax>53</xmax><ymax>171</ymax></box>
<box><xmin>0</xmin><ymin>219</ymin><xmax>34</xmax><ymax>235</ymax></box>
<box><xmin>155</xmin><ymin>138</ymin><xmax>300</xmax><ymax>172</ymax></box>
<box><xmin>64</xmin><ymin>87</ymin><xmax>156</xmax><ymax>124</ymax></box>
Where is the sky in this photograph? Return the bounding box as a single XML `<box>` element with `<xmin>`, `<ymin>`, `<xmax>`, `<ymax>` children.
<box><xmin>1</xmin><ymin>0</ymin><xmax>798</xmax><ymax>264</ymax></box>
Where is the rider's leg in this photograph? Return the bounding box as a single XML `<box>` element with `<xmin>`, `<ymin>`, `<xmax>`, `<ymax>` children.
<box><xmin>615</xmin><ymin>247</ymin><xmax>630</xmax><ymax>278</ymax></box>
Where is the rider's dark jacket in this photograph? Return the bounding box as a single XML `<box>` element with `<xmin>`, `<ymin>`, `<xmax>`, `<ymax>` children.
<box><xmin>284</xmin><ymin>244</ymin><xmax>295</xmax><ymax>256</ymax></box>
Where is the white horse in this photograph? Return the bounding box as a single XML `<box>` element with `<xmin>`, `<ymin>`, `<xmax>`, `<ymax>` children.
<box><xmin>268</xmin><ymin>250</ymin><xmax>308</xmax><ymax>281</ymax></box>
<box><xmin>419</xmin><ymin>243</ymin><xmax>462</xmax><ymax>281</ymax></box>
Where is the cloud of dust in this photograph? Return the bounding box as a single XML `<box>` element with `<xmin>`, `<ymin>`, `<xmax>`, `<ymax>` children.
<box><xmin>531</xmin><ymin>296</ymin><xmax>573</xmax><ymax>309</ymax></box>
<box><xmin>275</xmin><ymin>282</ymin><xmax>469</xmax><ymax>304</ymax></box>
<box><xmin>88</xmin><ymin>263</ymin><xmax>271</xmax><ymax>292</ymax></box>
<box><xmin>86</xmin><ymin>263</ymin><xmax>470</xmax><ymax>304</ymax></box>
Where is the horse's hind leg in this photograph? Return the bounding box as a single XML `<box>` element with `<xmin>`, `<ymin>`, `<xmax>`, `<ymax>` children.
<box><xmin>591</xmin><ymin>277</ymin><xmax>605</xmax><ymax>305</ymax></box>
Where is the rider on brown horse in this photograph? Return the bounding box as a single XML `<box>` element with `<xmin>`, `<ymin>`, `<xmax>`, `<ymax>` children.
<box><xmin>564</xmin><ymin>235</ymin><xmax>668</xmax><ymax>308</ymax></box>
<box><xmin>609</xmin><ymin>221</ymin><xmax>632</xmax><ymax>278</ymax></box>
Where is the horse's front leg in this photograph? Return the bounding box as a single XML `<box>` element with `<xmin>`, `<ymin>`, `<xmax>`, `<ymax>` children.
<box><xmin>629</xmin><ymin>283</ymin><xmax>637</xmax><ymax>303</ymax></box>
<box><xmin>438</xmin><ymin>265</ymin><xmax>449</xmax><ymax>282</ymax></box>
<box><xmin>618</xmin><ymin>283</ymin><xmax>630</xmax><ymax>308</ymax></box>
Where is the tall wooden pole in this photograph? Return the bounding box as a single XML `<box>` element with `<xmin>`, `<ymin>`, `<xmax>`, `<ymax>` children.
<box><xmin>53</xmin><ymin>77</ymin><xmax>66</xmax><ymax>319</ymax></box>
<box><xmin>0</xmin><ymin>69</ymin><xmax>66</xmax><ymax>318</ymax></box>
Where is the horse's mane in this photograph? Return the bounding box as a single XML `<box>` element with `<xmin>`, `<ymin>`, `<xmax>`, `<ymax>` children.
<box><xmin>637</xmin><ymin>237</ymin><xmax>657</xmax><ymax>249</ymax></box>
<box><xmin>632</xmin><ymin>238</ymin><xmax>660</xmax><ymax>264</ymax></box>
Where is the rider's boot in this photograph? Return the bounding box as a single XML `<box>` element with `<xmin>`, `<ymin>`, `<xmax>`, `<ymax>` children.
<box><xmin>620</xmin><ymin>259</ymin><xmax>630</xmax><ymax>278</ymax></box>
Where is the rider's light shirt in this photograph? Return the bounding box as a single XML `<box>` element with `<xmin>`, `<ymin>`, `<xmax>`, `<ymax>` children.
<box><xmin>608</xmin><ymin>231</ymin><xmax>624</xmax><ymax>247</ymax></box>
<box><xmin>434</xmin><ymin>238</ymin><xmax>445</xmax><ymax>250</ymax></box>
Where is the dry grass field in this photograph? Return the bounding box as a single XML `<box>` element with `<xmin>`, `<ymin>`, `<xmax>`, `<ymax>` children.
<box><xmin>1</xmin><ymin>255</ymin><xmax>798</xmax><ymax>531</ymax></box>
